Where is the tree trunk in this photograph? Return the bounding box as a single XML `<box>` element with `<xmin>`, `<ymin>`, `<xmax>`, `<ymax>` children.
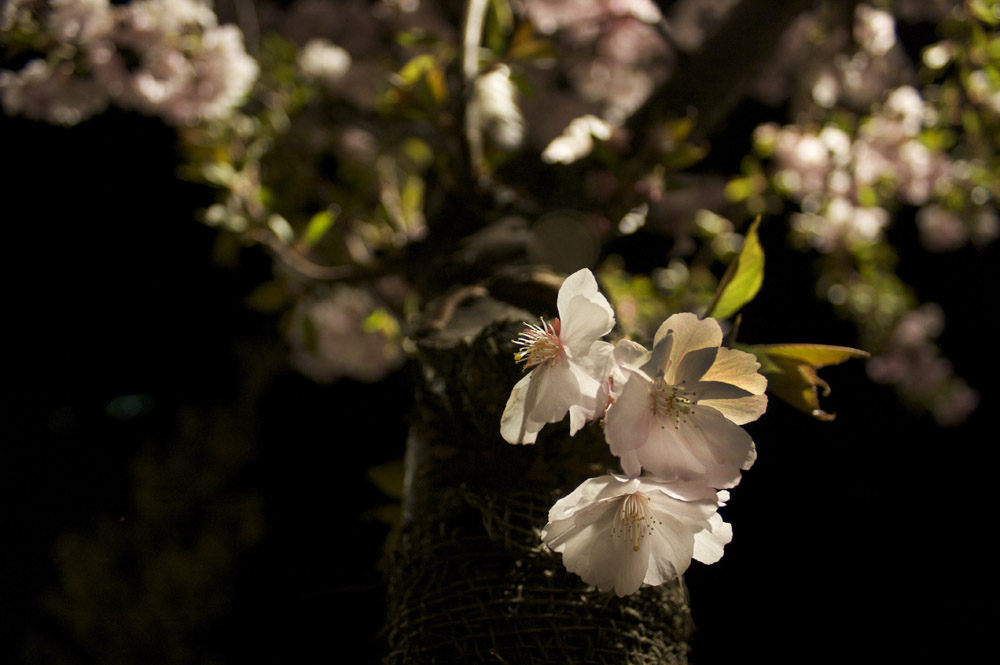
<box><xmin>385</xmin><ymin>293</ymin><xmax>693</xmax><ymax>664</ymax></box>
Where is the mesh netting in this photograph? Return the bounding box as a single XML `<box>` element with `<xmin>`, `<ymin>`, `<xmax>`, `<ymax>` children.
<box><xmin>385</xmin><ymin>483</ymin><xmax>693</xmax><ymax>664</ymax></box>
<box><xmin>383</xmin><ymin>300</ymin><xmax>695</xmax><ymax>663</ymax></box>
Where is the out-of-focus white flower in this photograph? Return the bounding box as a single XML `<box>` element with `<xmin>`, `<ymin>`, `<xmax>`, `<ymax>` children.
<box><xmin>773</xmin><ymin>127</ymin><xmax>832</xmax><ymax>197</ymax></box>
<box><xmin>542</xmin><ymin>114</ymin><xmax>613</xmax><ymax>164</ymax></box>
<box><xmin>470</xmin><ymin>64</ymin><xmax>524</xmax><ymax>151</ymax></box>
<box><xmin>868</xmin><ymin>303</ymin><xmax>978</xmax><ymax>426</ymax></box>
<box><xmin>168</xmin><ymin>24</ymin><xmax>258</xmax><ymax>123</ymax></box>
<box><xmin>818</xmin><ymin>126</ymin><xmax>852</xmax><ymax>166</ymax></box>
<box><xmin>967</xmin><ymin>69</ymin><xmax>1000</xmax><ymax>116</ymax></box>
<box><xmin>896</xmin><ymin>139</ymin><xmax>949</xmax><ymax>204</ymax></box>
<box><xmin>604</xmin><ymin>313</ymin><xmax>766</xmax><ymax>488</ymax></box>
<box><xmin>288</xmin><ymin>286</ymin><xmax>404</xmax><ymax>384</ymax></box>
<box><xmin>48</xmin><ymin>0</ymin><xmax>113</xmax><ymax>45</ymax></box>
<box><xmin>883</xmin><ymin>86</ymin><xmax>926</xmax><ymax>136</ymax></box>
<box><xmin>87</xmin><ymin>0</ymin><xmax>257</xmax><ymax>124</ymax></box>
<box><xmin>525</xmin><ymin>0</ymin><xmax>662</xmax><ymax>36</ymax></box>
<box><xmin>298</xmin><ymin>38</ymin><xmax>351</xmax><ymax>88</ymax></box>
<box><xmin>0</xmin><ymin>59</ymin><xmax>109</xmax><ymax>125</ymax></box>
<box><xmin>501</xmin><ymin>268</ymin><xmax>616</xmax><ymax>444</ymax></box>
<box><xmin>542</xmin><ymin>474</ymin><xmax>732</xmax><ymax>597</ymax></box>
<box><xmin>126</xmin><ymin>0</ymin><xmax>217</xmax><ymax>35</ymax></box>
<box><xmin>971</xmin><ymin>208</ymin><xmax>1000</xmax><ymax>245</ymax></box>
<box><xmin>855</xmin><ymin>4</ymin><xmax>896</xmax><ymax>57</ymax></box>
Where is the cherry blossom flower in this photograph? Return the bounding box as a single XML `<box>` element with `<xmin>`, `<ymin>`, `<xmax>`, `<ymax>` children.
<box><xmin>298</xmin><ymin>39</ymin><xmax>352</xmax><ymax>90</ymax></box>
<box><xmin>604</xmin><ymin>313</ymin><xmax>767</xmax><ymax>488</ymax></box>
<box><xmin>500</xmin><ymin>269</ymin><xmax>615</xmax><ymax>444</ymax></box>
<box><xmin>541</xmin><ymin>474</ymin><xmax>732</xmax><ymax>597</ymax></box>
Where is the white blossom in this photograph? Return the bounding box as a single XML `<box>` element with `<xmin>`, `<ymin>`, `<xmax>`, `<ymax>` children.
<box><xmin>48</xmin><ymin>0</ymin><xmax>114</xmax><ymax>46</ymax></box>
<box><xmin>500</xmin><ymin>269</ymin><xmax>616</xmax><ymax>444</ymax></box>
<box><xmin>541</xmin><ymin>114</ymin><xmax>613</xmax><ymax>164</ymax></box>
<box><xmin>604</xmin><ymin>313</ymin><xmax>766</xmax><ymax>489</ymax></box>
<box><xmin>288</xmin><ymin>286</ymin><xmax>404</xmax><ymax>384</ymax></box>
<box><xmin>0</xmin><ymin>59</ymin><xmax>109</xmax><ymax>126</ymax></box>
<box><xmin>542</xmin><ymin>474</ymin><xmax>732</xmax><ymax>597</ymax></box>
<box><xmin>470</xmin><ymin>64</ymin><xmax>524</xmax><ymax>151</ymax></box>
<box><xmin>89</xmin><ymin>0</ymin><xmax>257</xmax><ymax>124</ymax></box>
<box><xmin>855</xmin><ymin>5</ymin><xmax>896</xmax><ymax>57</ymax></box>
<box><xmin>298</xmin><ymin>38</ymin><xmax>352</xmax><ymax>89</ymax></box>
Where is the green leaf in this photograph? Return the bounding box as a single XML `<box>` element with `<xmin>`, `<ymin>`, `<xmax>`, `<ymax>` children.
<box><xmin>506</xmin><ymin>21</ymin><xmax>557</xmax><ymax>60</ymax></box>
<box><xmin>704</xmin><ymin>217</ymin><xmax>764</xmax><ymax>320</ymax></box>
<box><xmin>302</xmin><ymin>209</ymin><xmax>336</xmax><ymax>248</ymax></box>
<box><xmin>747</xmin><ymin>343</ymin><xmax>870</xmax><ymax>421</ymax></box>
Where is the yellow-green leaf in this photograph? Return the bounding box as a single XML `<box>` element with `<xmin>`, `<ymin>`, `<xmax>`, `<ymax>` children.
<box><xmin>507</xmin><ymin>21</ymin><xmax>557</xmax><ymax>60</ymax></box>
<box><xmin>367</xmin><ymin>459</ymin><xmax>405</xmax><ymax>500</ymax></box>
<box><xmin>302</xmin><ymin>209</ymin><xmax>336</xmax><ymax>248</ymax></box>
<box><xmin>244</xmin><ymin>280</ymin><xmax>289</xmax><ymax>313</ymax></box>
<box><xmin>704</xmin><ymin>217</ymin><xmax>764</xmax><ymax>320</ymax></box>
<box><xmin>749</xmin><ymin>343</ymin><xmax>870</xmax><ymax>421</ymax></box>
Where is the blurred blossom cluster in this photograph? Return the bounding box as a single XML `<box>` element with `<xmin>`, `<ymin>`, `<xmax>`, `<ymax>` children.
<box><xmin>724</xmin><ymin>0</ymin><xmax>1000</xmax><ymax>424</ymax></box>
<box><xmin>754</xmin><ymin>84</ymin><xmax>966</xmax><ymax>254</ymax></box>
<box><xmin>0</xmin><ymin>0</ymin><xmax>257</xmax><ymax>125</ymax></box>
<box><xmin>868</xmin><ymin>304</ymin><xmax>979</xmax><ymax>425</ymax></box>
<box><xmin>522</xmin><ymin>0</ymin><xmax>669</xmax><ymax>124</ymax></box>
<box><xmin>3</xmin><ymin>0</ymin><xmax>996</xmax><ymax>417</ymax></box>
<box><xmin>288</xmin><ymin>283</ymin><xmax>406</xmax><ymax>384</ymax></box>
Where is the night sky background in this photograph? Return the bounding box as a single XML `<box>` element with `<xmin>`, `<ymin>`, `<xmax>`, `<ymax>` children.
<box><xmin>3</xmin><ymin>97</ymin><xmax>995</xmax><ymax>663</ymax></box>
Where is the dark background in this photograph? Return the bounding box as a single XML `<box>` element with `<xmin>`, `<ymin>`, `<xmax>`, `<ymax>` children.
<box><xmin>3</xmin><ymin>101</ymin><xmax>994</xmax><ymax>664</ymax></box>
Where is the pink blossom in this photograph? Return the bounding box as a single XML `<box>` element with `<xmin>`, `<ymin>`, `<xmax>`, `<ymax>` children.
<box><xmin>542</xmin><ymin>474</ymin><xmax>731</xmax><ymax>596</ymax></box>
<box><xmin>500</xmin><ymin>269</ymin><xmax>616</xmax><ymax>444</ymax></box>
<box><xmin>604</xmin><ymin>313</ymin><xmax>766</xmax><ymax>488</ymax></box>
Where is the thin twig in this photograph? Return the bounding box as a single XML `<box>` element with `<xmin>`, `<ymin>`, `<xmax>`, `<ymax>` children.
<box><xmin>463</xmin><ymin>0</ymin><xmax>491</xmax><ymax>182</ymax></box>
<box><xmin>250</xmin><ymin>228</ymin><xmax>364</xmax><ymax>282</ymax></box>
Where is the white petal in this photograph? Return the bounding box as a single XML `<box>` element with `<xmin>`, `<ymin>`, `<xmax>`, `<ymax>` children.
<box><xmin>570</xmin><ymin>340</ymin><xmax>615</xmax><ymax>384</ymax></box>
<box><xmin>613</xmin><ymin>339</ymin><xmax>651</xmax><ymax>369</ymax></box>
<box><xmin>698</xmin><ymin>392</ymin><xmax>768</xmax><ymax>426</ymax></box>
<box><xmin>652</xmin><ymin>313</ymin><xmax>723</xmax><ymax>384</ymax></box>
<box><xmin>500</xmin><ymin>372</ymin><xmax>545</xmax><ymax>444</ymax></box>
<box><xmin>526</xmin><ymin>360</ymin><xmax>580</xmax><ymax>426</ymax></box>
<box><xmin>545</xmin><ymin>475</ymin><xmax>616</xmax><ymax>523</ymax></box>
<box><xmin>557</xmin><ymin>268</ymin><xmax>614</xmax><ymax>329</ymax></box>
<box><xmin>633</xmin><ymin>405</ymin><xmax>753</xmax><ymax>488</ymax></box>
<box><xmin>544</xmin><ymin>495</ymin><xmax>612</xmax><ymax>549</ymax></box>
<box><xmin>559</xmin><ymin>294</ymin><xmax>615</xmax><ymax>355</ymax></box>
<box><xmin>604</xmin><ymin>371</ymin><xmax>657</xmax><ymax>455</ymax></box>
<box><xmin>699</xmin><ymin>346</ymin><xmax>767</xmax><ymax>394</ymax></box>
<box><xmin>543</xmin><ymin>475</ymin><xmax>728</xmax><ymax>597</ymax></box>
<box><xmin>619</xmin><ymin>449</ymin><xmax>642</xmax><ymax>478</ymax></box>
<box><xmin>586</xmin><ymin>522</ymin><xmax>651</xmax><ymax>596</ymax></box>
<box><xmin>692</xmin><ymin>512</ymin><xmax>733</xmax><ymax>565</ymax></box>
<box><xmin>545</xmin><ymin>492</ymin><xmax>649</xmax><ymax>597</ymax></box>
<box><xmin>643</xmin><ymin>515</ymin><xmax>695</xmax><ymax>585</ymax></box>
<box><xmin>689</xmin><ymin>405</ymin><xmax>755</xmax><ymax>468</ymax></box>
<box><xmin>635</xmin><ymin>418</ymin><xmax>711</xmax><ymax>483</ymax></box>
<box><xmin>685</xmin><ymin>405</ymin><xmax>755</xmax><ymax>487</ymax></box>
<box><xmin>674</xmin><ymin>346</ymin><xmax>719</xmax><ymax>385</ymax></box>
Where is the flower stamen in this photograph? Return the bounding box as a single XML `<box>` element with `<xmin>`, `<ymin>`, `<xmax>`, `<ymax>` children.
<box><xmin>513</xmin><ymin>317</ymin><xmax>563</xmax><ymax>369</ymax></box>
<box><xmin>650</xmin><ymin>377</ymin><xmax>694</xmax><ymax>428</ymax></box>
<box><xmin>610</xmin><ymin>492</ymin><xmax>660</xmax><ymax>552</ymax></box>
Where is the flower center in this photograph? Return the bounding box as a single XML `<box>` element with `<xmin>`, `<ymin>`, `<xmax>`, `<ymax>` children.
<box><xmin>650</xmin><ymin>377</ymin><xmax>694</xmax><ymax>427</ymax></box>
<box><xmin>611</xmin><ymin>492</ymin><xmax>660</xmax><ymax>552</ymax></box>
<box><xmin>513</xmin><ymin>317</ymin><xmax>563</xmax><ymax>369</ymax></box>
